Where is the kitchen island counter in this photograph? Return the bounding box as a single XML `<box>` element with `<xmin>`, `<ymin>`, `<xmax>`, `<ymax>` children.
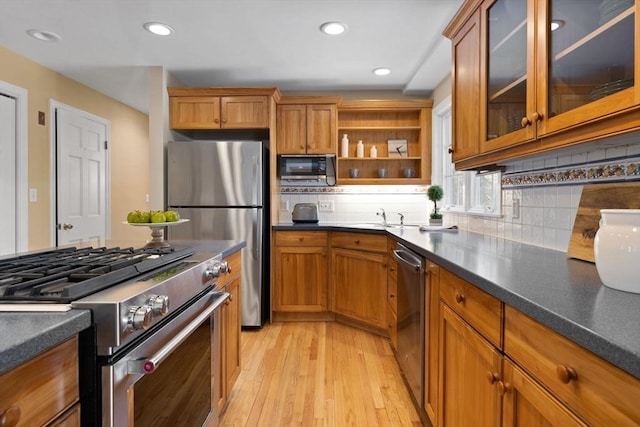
<box><xmin>274</xmin><ymin>223</ymin><xmax>640</xmax><ymax>379</ymax></box>
<box><xmin>0</xmin><ymin>239</ymin><xmax>246</xmax><ymax>375</ymax></box>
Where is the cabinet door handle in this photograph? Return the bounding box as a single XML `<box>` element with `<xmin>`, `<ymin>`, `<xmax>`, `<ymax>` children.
<box><xmin>497</xmin><ymin>381</ymin><xmax>512</xmax><ymax>396</ymax></box>
<box><xmin>213</xmin><ymin>118</ymin><xmax>220</xmax><ymax>124</ymax></box>
<box><xmin>354</xmin><ymin>239</ymin><xmax>360</xmax><ymax>244</ymax></box>
<box><xmin>487</xmin><ymin>371</ymin><xmax>500</xmax><ymax>384</ymax></box>
<box><xmin>521</xmin><ymin>116</ymin><xmax>532</xmax><ymax>127</ymax></box>
<box><xmin>298</xmin><ymin>237</ymin><xmax>305</xmax><ymax>242</ymax></box>
<box><xmin>221</xmin><ymin>118</ymin><xmax>227</xmax><ymax>123</ymax></box>
<box><xmin>0</xmin><ymin>405</ymin><xmax>21</xmax><ymax>427</ymax></box>
<box><xmin>448</xmin><ymin>147</ymin><xmax>454</xmax><ymax>154</ymax></box>
<box><xmin>556</xmin><ymin>364</ymin><xmax>577</xmax><ymax>383</ymax></box>
<box><xmin>455</xmin><ymin>292</ymin><xmax>465</xmax><ymax>304</ymax></box>
<box><xmin>531</xmin><ymin>111</ymin><xmax>543</xmax><ymax>122</ymax></box>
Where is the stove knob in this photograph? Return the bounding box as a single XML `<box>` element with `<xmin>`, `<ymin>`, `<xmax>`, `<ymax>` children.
<box><xmin>204</xmin><ymin>263</ymin><xmax>222</xmax><ymax>279</ymax></box>
<box><xmin>219</xmin><ymin>260</ymin><xmax>230</xmax><ymax>274</ymax></box>
<box><xmin>127</xmin><ymin>306</ymin><xmax>153</xmax><ymax>331</ymax></box>
<box><xmin>148</xmin><ymin>295</ymin><xmax>169</xmax><ymax>316</ymax></box>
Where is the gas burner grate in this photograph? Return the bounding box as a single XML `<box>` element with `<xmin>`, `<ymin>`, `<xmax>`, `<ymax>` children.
<box><xmin>0</xmin><ymin>245</ymin><xmax>194</xmax><ymax>303</ymax></box>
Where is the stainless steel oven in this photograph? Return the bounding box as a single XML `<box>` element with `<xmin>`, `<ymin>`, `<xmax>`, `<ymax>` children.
<box><xmin>104</xmin><ymin>289</ymin><xmax>227</xmax><ymax>427</ymax></box>
<box><xmin>0</xmin><ymin>244</ymin><xmax>234</xmax><ymax>427</ymax></box>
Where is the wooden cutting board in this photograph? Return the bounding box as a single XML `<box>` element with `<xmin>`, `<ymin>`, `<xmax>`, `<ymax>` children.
<box><xmin>567</xmin><ymin>182</ymin><xmax>640</xmax><ymax>262</ymax></box>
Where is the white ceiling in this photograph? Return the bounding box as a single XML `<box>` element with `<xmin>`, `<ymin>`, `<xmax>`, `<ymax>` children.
<box><xmin>0</xmin><ymin>0</ymin><xmax>464</xmax><ymax>113</ymax></box>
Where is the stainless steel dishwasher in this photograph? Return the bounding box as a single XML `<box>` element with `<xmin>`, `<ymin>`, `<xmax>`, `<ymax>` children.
<box><xmin>393</xmin><ymin>242</ymin><xmax>426</xmax><ymax>408</ymax></box>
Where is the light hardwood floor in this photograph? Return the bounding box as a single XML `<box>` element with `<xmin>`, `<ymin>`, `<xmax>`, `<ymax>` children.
<box><xmin>219</xmin><ymin>321</ymin><xmax>424</xmax><ymax>426</ymax></box>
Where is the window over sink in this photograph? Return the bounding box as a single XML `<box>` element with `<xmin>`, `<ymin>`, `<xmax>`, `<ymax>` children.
<box><xmin>433</xmin><ymin>96</ymin><xmax>502</xmax><ymax>217</ymax></box>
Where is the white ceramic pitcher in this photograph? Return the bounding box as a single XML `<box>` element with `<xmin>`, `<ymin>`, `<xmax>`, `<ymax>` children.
<box><xmin>594</xmin><ymin>209</ymin><xmax>640</xmax><ymax>294</ymax></box>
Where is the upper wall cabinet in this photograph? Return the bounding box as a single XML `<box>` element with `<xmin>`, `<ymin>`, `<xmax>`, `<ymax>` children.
<box><xmin>445</xmin><ymin>0</ymin><xmax>639</xmax><ymax>169</ymax></box>
<box><xmin>276</xmin><ymin>96</ymin><xmax>339</xmax><ymax>154</ymax></box>
<box><xmin>168</xmin><ymin>88</ymin><xmax>279</xmax><ymax>129</ymax></box>
<box><xmin>337</xmin><ymin>99</ymin><xmax>432</xmax><ymax>185</ymax></box>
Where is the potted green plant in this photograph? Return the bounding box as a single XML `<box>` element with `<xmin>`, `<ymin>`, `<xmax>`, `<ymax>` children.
<box><xmin>427</xmin><ymin>185</ymin><xmax>444</xmax><ymax>225</ymax></box>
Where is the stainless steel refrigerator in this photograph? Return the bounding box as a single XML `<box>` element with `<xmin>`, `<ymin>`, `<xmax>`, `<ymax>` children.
<box><xmin>167</xmin><ymin>140</ymin><xmax>269</xmax><ymax>327</ymax></box>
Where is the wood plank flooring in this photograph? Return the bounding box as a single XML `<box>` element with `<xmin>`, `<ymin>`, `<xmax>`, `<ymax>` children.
<box><xmin>219</xmin><ymin>321</ymin><xmax>423</xmax><ymax>426</ymax></box>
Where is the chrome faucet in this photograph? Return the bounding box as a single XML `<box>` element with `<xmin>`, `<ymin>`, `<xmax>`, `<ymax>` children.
<box><xmin>397</xmin><ymin>212</ymin><xmax>404</xmax><ymax>225</ymax></box>
<box><xmin>377</xmin><ymin>208</ymin><xmax>387</xmax><ymax>225</ymax></box>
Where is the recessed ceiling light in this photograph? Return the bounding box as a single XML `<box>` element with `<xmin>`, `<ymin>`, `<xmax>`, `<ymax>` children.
<box><xmin>550</xmin><ymin>19</ymin><xmax>565</xmax><ymax>31</ymax></box>
<box><xmin>143</xmin><ymin>22</ymin><xmax>174</xmax><ymax>36</ymax></box>
<box><xmin>26</xmin><ymin>29</ymin><xmax>62</xmax><ymax>42</ymax></box>
<box><xmin>320</xmin><ymin>22</ymin><xmax>347</xmax><ymax>36</ymax></box>
<box><xmin>372</xmin><ymin>68</ymin><xmax>391</xmax><ymax>76</ymax></box>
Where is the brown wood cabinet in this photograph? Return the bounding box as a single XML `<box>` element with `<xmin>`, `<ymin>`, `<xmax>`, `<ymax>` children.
<box><xmin>0</xmin><ymin>336</ymin><xmax>80</xmax><ymax>427</ymax></box>
<box><xmin>168</xmin><ymin>87</ymin><xmax>278</xmax><ymax>129</ymax></box>
<box><xmin>504</xmin><ymin>305</ymin><xmax>640</xmax><ymax>427</ymax></box>
<box><xmin>330</xmin><ymin>232</ymin><xmax>388</xmax><ymax>331</ymax></box>
<box><xmin>386</xmin><ymin>237</ymin><xmax>398</xmax><ymax>349</ymax></box>
<box><xmin>501</xmin><ymin>358</ymin><xmax>587</xmax><ymax>427</ymax></box>
<box><xmin>424</xmin><ymin>262</ymin><xmax>440</xmax><ymax>426</ymax></box>
<box><xmin>276</xmin><ymin>97</ymin><xmax>338</xmax><ymax>154</ymax></box>
<box><xmin>444</xmin><ymin>0</ymin><xmax>640</xmax><ymax>169</ymax></box>
<box><xmin>217</xmin><ymin>250</ymin><xmax>242</xmax><ymax>413</ymax></box>
<box><xmin>434</xmin><ymin>261</ymin><xmax>640</xmax><ymax>427</ymax></box>
<box><xmin>438</xmin><ymin>303</ymin><xmax>502</xmax><ymax>427</ymax></box>
<box><xmin>273</xmin><ymin>231</ymin><xmax>329</xmax><ymax>314</ymax></box>
<box><xmin>337</xmin><ymin>99</ymin><xmax>432</xmax><ymax>185</ymax></box>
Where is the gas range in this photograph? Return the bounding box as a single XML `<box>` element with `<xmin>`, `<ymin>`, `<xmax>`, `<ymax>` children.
<box><xmin>0</xmin><ymin>245</ymin><xmax>229</xmax><ymax>356</ymax></box>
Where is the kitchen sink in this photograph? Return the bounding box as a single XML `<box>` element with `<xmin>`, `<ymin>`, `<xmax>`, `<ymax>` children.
<box><xmin>345</xmin><ymin>223</ymin><xmax>421</xmax><ymax>229</ymax></box>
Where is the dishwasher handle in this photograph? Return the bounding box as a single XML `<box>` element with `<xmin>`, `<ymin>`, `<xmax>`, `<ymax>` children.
<box><xmin>393</xmin><ymin>248</ymin><xmax>423</xmax><ymax>272</ymax></box>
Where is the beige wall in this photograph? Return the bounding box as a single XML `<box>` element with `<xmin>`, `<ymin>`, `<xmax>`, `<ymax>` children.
<box><xmin>0</xmin><ymin>46</ymin><xmax>151</xmax><ymax>250</ymax></box>
<box><xmin>432</xmin><ymin>74</ymin><xmax>452</xmax><ymax>106</ymax></box>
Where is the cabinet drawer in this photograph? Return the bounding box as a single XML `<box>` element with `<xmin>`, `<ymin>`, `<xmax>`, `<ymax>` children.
<box><xmin>0</xmin><ymin>336</ymin><xmax>79</xmax><ymax>426</ymax></box>
<box><xmin>331</xmin><ymin>232</ymin><xmax>387</xmax><ymax>253</ymax></box>
<box><xmin>439</xmin><ymin>268</ymin><xmax>502</xmax><ymax>347</ymax></box>
<box><xmin>505</xmin><ymin>306</ymin><xmax>640</xmax><ymax>427</ymax></box>
<box><xmin>275</xmin><ymin>231</ymin><xmax>328</xmax><ymax>246</ymax></box>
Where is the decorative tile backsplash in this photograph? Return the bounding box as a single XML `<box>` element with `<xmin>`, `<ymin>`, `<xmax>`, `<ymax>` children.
<box><xmin>279</xmin><ymin>141</ymin><xmax>640</xmax><ymax>253</ymax></box>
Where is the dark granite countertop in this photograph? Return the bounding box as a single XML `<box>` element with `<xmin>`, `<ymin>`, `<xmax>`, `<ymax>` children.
<box><xmin>0</xmin><ymin>239</ymin><xmax>245</xmax><ymax>375</ymax></box>
<box><xmin>0</xmin><ymin>309</ymin><xmax>91</xmax><ymax>375</ymax></box>
<box><xmin>274</xmin><ymin>223</ymin><xmax>640</xmax><ymax>379</ymax></box>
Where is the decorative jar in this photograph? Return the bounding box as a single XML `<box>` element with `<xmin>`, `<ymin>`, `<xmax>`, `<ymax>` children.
<box><xmin>594</xmin><ymin>209</ymin><xmax>640</xmax><ymax>294</ymax></box>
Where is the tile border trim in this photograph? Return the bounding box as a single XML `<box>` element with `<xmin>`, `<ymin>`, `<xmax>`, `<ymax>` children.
<box><xmin>502</xmin><ymin>156</ymin><xmax>640</xmax><ymax>187</ymax></box>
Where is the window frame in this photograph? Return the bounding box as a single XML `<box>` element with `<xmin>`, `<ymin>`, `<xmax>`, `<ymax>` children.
<box><xmin>432</xmin><ymin>96</ymin><xmax>502</xmax><ymax>218</ymax></box>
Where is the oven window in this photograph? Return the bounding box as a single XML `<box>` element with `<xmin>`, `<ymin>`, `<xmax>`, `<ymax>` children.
<box><xmin>133</xmin><ymin>319</ymin><xmax>212</xmax><ymax>426</ymax></box>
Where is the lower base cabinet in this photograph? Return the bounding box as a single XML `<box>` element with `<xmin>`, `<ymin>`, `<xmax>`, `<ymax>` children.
<box><xmin>217</xmin><ymin>251</ymin><xmax>242</xmax><ymax>414</ymax></box>
<box><xmin>438</xmin><ymin>304</ymin><xmax>502</xmax><ymax>427</ymax></box>
<box><xmin>502</xmin><ymin>359</ymin><xmax>586</xmax><ymax>427</ymax></box>
<box><xmin>0</xmin><ymin>336</ymin><xmax>80</xmax><ymax>426</ymax></box>
<box><xmin>330</xmin><ymin>246</ymin><xmax>388</xmax><ymax>331</ymax></box>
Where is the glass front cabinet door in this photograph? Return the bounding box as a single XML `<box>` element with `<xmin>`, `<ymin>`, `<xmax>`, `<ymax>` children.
<box><xmin>480</xmin><ymin>0</ymin><xmax>637</xmax><ymax>153</ymax></box>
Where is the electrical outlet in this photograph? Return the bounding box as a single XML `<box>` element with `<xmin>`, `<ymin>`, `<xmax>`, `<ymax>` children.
<box><xmin>318</xmin><ymin>200</ymin><xmax>334</xmax><ymax>212</ymax></box>
<box><xmin>280</xmin><ymin>200</ymin><xmax>290</xmax><ymax>211</ymax></box>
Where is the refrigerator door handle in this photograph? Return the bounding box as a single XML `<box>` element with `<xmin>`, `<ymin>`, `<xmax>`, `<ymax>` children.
<box><xmin>252</xmin><ymin>155</ymin><xmax>258</xmax><ymax>207</ymax></box>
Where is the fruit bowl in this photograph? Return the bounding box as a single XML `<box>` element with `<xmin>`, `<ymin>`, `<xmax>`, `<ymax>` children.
<box><xmin>123</xmin><ymin>219</ymin><xmax>189</xmax><ymax>248</ymax></box>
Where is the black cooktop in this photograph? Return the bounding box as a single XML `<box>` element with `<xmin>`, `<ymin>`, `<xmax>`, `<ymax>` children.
<box><xmin>0</xmin><ymin>246</ymin><xmax>194</xmax><ymax>303</ymax></box>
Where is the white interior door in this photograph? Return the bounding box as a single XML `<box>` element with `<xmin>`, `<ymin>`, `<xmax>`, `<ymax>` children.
<box><xmin>0</xmin><ymin>94</ymin><xmax>17</xmax><ymax>255</ymax></box>
<box><xmin>56</xmin><ymin>106</ymin><xmax>108</xmax><ymax>245</ymax></box>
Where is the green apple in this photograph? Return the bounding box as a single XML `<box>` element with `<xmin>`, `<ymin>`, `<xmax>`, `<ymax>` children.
<box><xmin>127</xmin><ymin>210</ymin><xmax>143</xmax><ymax>223</ymax></box>
<box><xmin>164</xmin><ymin>210</ymin><xmax>180</xmax><ymax>222</ymax></box>
<box><xmin>139</xmin><ymin>211</ymin><xmax>151</xmax><ymax>223</ymax></box>
<box><xmin>150</xmin><ymin>211</ymin><xmax>166</xmax><ymax>223</ymax></box>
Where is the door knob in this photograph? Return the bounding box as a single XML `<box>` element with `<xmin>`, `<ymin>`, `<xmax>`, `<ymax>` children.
<box><xmin>63</xmin><ymin>223</ymin><xmax>74</xmax><ymax>230</ymax></box>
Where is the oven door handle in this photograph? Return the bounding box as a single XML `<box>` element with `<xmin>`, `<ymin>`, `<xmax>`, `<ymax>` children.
<box><xmin>127</xmin><ymin>291</ymin><xmax>229</xmax><ymax>375</ymax></box>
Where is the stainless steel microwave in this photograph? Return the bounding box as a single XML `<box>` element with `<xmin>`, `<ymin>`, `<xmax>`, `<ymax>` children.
<box><xmin>277</xmin><ymin>154</ymin><xmax>336</xmax><ymax>186</ymax></box>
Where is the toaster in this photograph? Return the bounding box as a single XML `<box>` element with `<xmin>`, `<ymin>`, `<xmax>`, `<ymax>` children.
<box><xmin>292</xmin><ymin>203</ymin><xmax>319</xmax><ymax>223</ymax></box>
